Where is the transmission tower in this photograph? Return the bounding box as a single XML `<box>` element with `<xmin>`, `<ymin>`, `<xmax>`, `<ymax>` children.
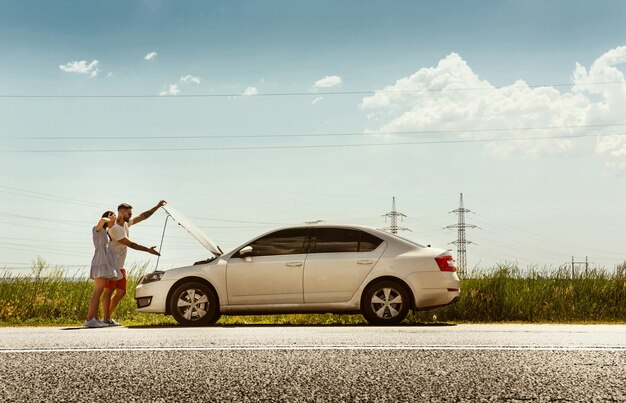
<box><xmin>381</xmin><ymin>196</ymin><xmax>410</xmax><ymax>234</ymax></box>
<box><xmin>445</xmin><ymin>193</ymin><xmax>476</xmax><ymax>276</ymax></box>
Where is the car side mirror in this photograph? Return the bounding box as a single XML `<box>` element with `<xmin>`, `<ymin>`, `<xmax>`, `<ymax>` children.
<box><xmin>239</xmin><ymin>246</ymin><xmax>253</xmax><ymax>262</ymax></box>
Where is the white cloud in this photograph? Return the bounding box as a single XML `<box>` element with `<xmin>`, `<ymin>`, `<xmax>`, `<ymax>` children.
<box><xmin>596</xmin><ymin>134</ymin><xmax>626</xmax><ymax>175</ymax></box>
<box><xmin>360</xmin><ymin>48</ymin><xmax>626</xmax><ymax>173</ymax></box>
<box><xmin>312</xmin><ymin>96</ymin><xmax>323</xmax><ymax>105</ymax></box>
<box><xmin>180</xmin><ymin>75</ymin><xmax>201</xmax><ymax>84</ymax></box>
<box><xmin>242</xmin><ymin>86</ymin><xmax>258</xmax><ymax>96</ymax></box>
<box><xmin>107</xmin><ymin>72</ymin><xmax>113</xmax><ymax>78</ymax></box>
<box><xmin>314</xmin><ymin>75</ymin><xmax>342</xmax><ymax>89</ymax></box>
<box><xmin>59</xmin><ymin>60</ymin><xmax>100</xmax><ymax>77</ymax></box>
<box><xmin>159</xmin><ymin>84</ymin><xmax>180</xmax><ymax>96</ymax></box>
<box><xmin>144</xmin><ymin>51</ymin><xmax>157</xmax><ymax>61</ymax></box>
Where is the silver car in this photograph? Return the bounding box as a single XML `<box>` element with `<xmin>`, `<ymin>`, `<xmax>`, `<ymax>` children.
<box><xmin>135</xmin><ymin>206</ymin><xmax>460</xmax><ymax>326</ymax></box>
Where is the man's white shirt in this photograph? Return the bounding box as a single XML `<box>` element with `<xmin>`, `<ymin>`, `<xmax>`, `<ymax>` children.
<box><xmin>108</xmin><ymin>218</ymin><xmax>134</xmax><ymax>270</ymax></box>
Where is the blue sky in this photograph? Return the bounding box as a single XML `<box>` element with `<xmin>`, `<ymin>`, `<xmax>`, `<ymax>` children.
<box><xmin>1</xmin><ymin>1</ymin><xmax>625</xmax><ymax>274</ymax></box>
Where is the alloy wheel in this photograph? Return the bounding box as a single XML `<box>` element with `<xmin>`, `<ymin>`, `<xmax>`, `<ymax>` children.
<box><xmin>176</xmin><ymin>288</ymin><xmax>209</xmax><ymax>321</ymax></box>
<box><xmin>370</xmin><ymin>287</ymin><xmax>404</xmax><ymax>319</ymax></box>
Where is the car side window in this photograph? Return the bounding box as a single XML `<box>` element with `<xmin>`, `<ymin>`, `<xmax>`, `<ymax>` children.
<box><xmin>310</xmin><ymin>228</ymin><xmax>381</xmax><ymax>253</ymax></box>
<box><xmin>311</xmin><ymin>228</ymin><xmax>359</xmax><ymax>253</ymax></box>
<box><xmin>359</xmin><ymin>231</ymin><xmax>383</xmax><ymax>252</ymax></box>
<box><xmin>246</xmin><ymin>228</ymin><xmax>310</xmax><ymax>257</ymax></box>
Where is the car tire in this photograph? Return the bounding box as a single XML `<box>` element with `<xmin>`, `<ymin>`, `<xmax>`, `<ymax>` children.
<box><xmin>362</xmin><ymin>280</ymin><xmax>410</xmax><ymax>325</ymax></box>
<box><xmin>169</xmin><ymin>281</ymin><xmax>219</xmax><ymax>326</ymax></box>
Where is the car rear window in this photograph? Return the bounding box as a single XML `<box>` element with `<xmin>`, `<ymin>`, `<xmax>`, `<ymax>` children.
<box><xmin>359</xmin><ymin>231</ymin><xmax>384</xmax><ymax>252</ymax></box>
<box><xmin>311</xmin><ymin>228</ymin><xmax>383</xmax><ymax>253</ymax></box>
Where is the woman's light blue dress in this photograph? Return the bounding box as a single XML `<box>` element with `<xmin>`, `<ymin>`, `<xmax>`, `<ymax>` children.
<box><xmin>90</xmin><ymin>226</ymin><xmax>120</xmax><ymax>280</ymax></box>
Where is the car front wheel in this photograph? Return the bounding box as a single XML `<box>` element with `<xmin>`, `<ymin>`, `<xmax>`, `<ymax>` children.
<box><xmin>169</xmin><ymin>281</ymin><xmax>219</xmax><ymax>326</ymax></box>
<box><xmin>362</xmin><ymin>280</ymin><xmax>410</xmax><ymax>325</ymax></box>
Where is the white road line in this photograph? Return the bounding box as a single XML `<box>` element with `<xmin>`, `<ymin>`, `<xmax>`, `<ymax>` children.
<box><xmin>1</xmin><ymin>345</ymin><xmax>625</xmax><ymax>353</ymax></box>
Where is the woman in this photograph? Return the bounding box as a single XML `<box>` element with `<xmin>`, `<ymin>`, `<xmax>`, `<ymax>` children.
<box><xmin>85</xmin><ymin>211</ymin><xmax>121</xmax><ymax>328</ymax></box>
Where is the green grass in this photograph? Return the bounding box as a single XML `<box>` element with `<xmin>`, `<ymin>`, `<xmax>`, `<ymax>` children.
<box><xmin>1</xmin><ymin>260</ymin><xmax>625</xmax><ymax>326</ymax></box>
<box><xmin>409</xmin><ymin>265</ymin><xmax>626</xmax><ymax>323</ymax></box>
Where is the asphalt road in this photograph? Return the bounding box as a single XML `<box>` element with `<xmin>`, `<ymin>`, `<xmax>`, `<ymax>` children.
<box><xmin>1</xmin><ymin>324</ymin><xmax>625</xmax><ymax>402</ymax></box>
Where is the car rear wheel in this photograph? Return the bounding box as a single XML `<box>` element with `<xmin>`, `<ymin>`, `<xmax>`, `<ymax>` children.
<box><xmin>169</xmin><ymin>281</ymin><xmax>219</xmax><ymax>326</ymax></box>
<box><xmin>362</xmin><ymin>280</ymin><xmax>410</xmax><ymax>325</ymax></box>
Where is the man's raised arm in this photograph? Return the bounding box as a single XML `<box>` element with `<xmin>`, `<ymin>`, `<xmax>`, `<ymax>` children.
<box><xmin>132</xmin><ymin>200</ymin><xmax>167</xmax><ymax>225</ymax></box>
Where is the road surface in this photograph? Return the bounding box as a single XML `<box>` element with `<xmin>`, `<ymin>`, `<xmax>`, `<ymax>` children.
<box><xmin>1</xmin><ymin>324</ymin><xmax>624</xmax><ymax>401</ymax></box>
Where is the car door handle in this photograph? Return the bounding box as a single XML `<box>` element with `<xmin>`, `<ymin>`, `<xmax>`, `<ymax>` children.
<box><xmin>357</xmin><ymin>260</ymin><xmax>375</xmax><ymax>265</ymax></box>
<box><xmin>285</xmin><ymin>262</ymin><xmax>303</xmax><ymax>267</ymax></box>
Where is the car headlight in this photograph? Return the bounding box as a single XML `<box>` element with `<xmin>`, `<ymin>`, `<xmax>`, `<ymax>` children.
<box><xmin>140</xmin><ymin>271</ymin><xmax>165</xmax><ymax>284</ymax></box>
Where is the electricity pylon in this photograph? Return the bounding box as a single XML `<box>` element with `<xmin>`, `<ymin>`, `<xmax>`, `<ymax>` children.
<box><xmin>381</xmin><ymin>196</ymin><xmax>410</xmax><ymax>234</ymax></box>
<box><xmin>445</xmin><ymin>193</ymin><xmax>476</xmax><ymax>276</ymax></box>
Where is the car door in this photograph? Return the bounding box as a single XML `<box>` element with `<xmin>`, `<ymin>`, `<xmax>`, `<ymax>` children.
<box><xmin>303</xmin><ymin>228</ymin><xmax>385</xmax><ymax>303</ymax></box>
<box><xmin>226</xmin><ymin>228</ymin><xmax>311</xmax><ymax>305</ymax></box>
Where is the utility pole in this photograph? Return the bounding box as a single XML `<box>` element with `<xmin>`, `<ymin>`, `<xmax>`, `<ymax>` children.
<box><xmin>381</xmin><ymin>196</ymin><xmax>410</xmax><ymax>234</ymax></box>
<box><xmin>571</xmin><ymin>256</ymin><xmax>589</xmax><ymax>277</ymax></box>
<box><xmin>445</xmin><ymin>193</ymin><xmax>476</xmax><ymax>276</ymax></box>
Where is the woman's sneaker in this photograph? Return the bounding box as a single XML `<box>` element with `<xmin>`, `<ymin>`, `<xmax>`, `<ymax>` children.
<box><xmin>102</xmin><ymin>319</ymin><xmax>120</xmax><ymax>327</ymax></box>
<box><xmin>84</xmin><ymin>318</ymin><xmax>106</xmax><ymax>328</ymax></box>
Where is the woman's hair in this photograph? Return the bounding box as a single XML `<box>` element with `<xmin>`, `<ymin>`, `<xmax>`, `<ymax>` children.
<box><xmin>101</xmin><ymin>211</ymin><xmax>115</xmax><ymax>229</ymax></box>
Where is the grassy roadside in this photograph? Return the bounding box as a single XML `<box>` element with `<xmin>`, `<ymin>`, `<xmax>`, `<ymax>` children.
<box><xmin>1</xmin><ymin>261</ymin><xmax>625</xmax><ymax>327</ymax></box>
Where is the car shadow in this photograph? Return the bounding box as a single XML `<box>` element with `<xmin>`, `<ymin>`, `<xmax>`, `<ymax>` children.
<box><xmin>126</xmin><ymin>322</ymin><xmax>456</xmax><ymax>329</ymax></box>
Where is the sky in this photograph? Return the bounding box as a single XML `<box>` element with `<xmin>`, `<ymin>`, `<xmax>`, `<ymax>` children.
<box><xmin>1</xmin><ymin>0</ymin><xmax>625</xmax><ymax>276</ymax></box>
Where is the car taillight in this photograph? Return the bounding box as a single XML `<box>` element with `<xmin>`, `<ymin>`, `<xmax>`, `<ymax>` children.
<box><xmin>435</xmin><ymin>255</ymin><xmax>456</xmax><ymax>272</ymax></box>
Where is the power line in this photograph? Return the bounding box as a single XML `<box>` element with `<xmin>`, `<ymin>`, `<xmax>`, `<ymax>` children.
<box><xmin>3</xmin><ymin>132</ymin><xmax>621</xmax><ymax>153</ymax></box>
<box><xmin>470</xmin><ymin>233</ymin><xmax>569</xmax><ymax>260</ymax></box>
<box><xmin>0</xmin><ymin>220</ymin><xmax>89</xmax><ymax>235</ymax></box>
<box><xmin>1</xmin><ymin>265</ymin><xmax>90</xmax><ymax>271</ymax></box>
<box><xmin>0</xmin><ymin>210</ymin><xmax>288</xmax><ymax>229</ymax></box>
<box><xmin>0</xmin><ymin>139</ymin><xmax>377</xmax><ymax>198</ymax></box>
<box><xmin>1</xmin><ymin>81</ymin><xmax>624</xmax><ymax>98</ymax></box>
<box><xmin>472</xmin><ymin>213</ymin><xmax>625</xmax><ymax>257</ymax></box>
<box><xmin>187</xmin><ymin>215</ymin><xmax>289</xmax><ymax>225</ymax></box>
<box><xmin>12</xmin><ymin>123</ymin><xmax>626</xmax><ymax>140</ymax></box>
<box><xmin>0</xmin><ymin>185</ymin><xmax>102</xmax><ymax>208</ymax></box>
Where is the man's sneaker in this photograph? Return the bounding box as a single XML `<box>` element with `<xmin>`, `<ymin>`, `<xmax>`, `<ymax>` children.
<box><xmin>102</xmin><ymin>319</ymin><xmax>120</xmax><ymax>327</ymax></box>
<box><xmin>84</xmin><ymin>318</ymin><xmax>106</xmax><ymax>328</ymax></box>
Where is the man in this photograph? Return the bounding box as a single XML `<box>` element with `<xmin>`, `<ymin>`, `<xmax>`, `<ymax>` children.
<box><xmin>102</xmin><ymin>200</ymin><xmax>167</xmax><ymax>326</ymax></box>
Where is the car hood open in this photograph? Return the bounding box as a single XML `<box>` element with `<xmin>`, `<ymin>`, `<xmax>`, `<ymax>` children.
<box><xmin>162</xmin><ymin>205</ymin><xmax>223</xmax><ymax>256</ymax></box>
